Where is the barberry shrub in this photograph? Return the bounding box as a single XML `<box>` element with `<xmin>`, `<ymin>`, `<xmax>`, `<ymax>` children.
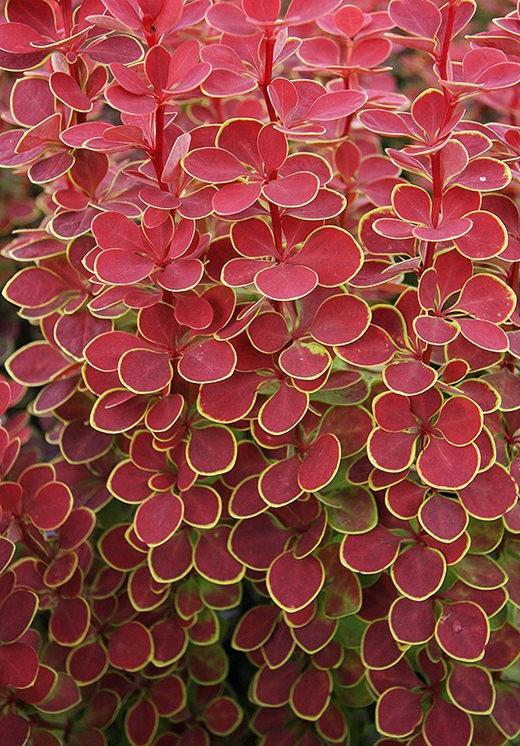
<box><xmin>0</xmin><ymin>0</ymin><xmax>519</xmax><ymax>744</ymax></box>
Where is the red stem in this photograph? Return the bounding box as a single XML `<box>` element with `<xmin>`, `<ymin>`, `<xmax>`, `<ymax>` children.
<box><xmin>425</xmin><ymin>0</ymin><xmax>461</xmax><ymax>273</ymax></box>
<box><xmin>61</xmin><ymin>0</ymin><xmax>87</xmax><ymax>124</ymax></box>
<box><xmin>430</xmin><ymin>150</ymin><xmax>442</xmax><ymax>227</ymax></box>
<box><xmin>260</xmin><ymin>30</ymin><xmax>284</xmax><ymax>254</ymax></box>
<box><xmin>423</xmin><ymin>242</ymin><xmax>436</xmax><ymax>272</ymax></box>
<box><xmin>143</xmin><ymin>15</ymin><xmax>157</xmax><ymax>48</ymax></box>
<box><xmin>437</xmin><ymin>0</ymin><xmax>457</xmax><ymax>110</ymax></box>
<box><xmin>260</xmin><ymin>33</ymin><xmax>277</xmax><ymax>123</ymax></box>
<box><xmin>154</xmin><ymin>102</ymin><xmax>168</xmax><ymax>191</ymax></box>
<box><xmin>341</xmin><ymin>74</ymin><xmax>353</xmax><ymax>138</ymax></box>
<box><xmin>342</xmin><ymin>113</ymin><xmax>354</xmax><ymax>139</ymax></box>
<box><xmin>438</xmin><ymin>0</ymin><xmax>456</xmax><ymax>83</ymax></box>
<box><xmin>269</xmin><ymin>201</ymin><xmax>283</xmax><ymax>255</ymax></box>
<box><xmin>423</xmin><ymin>150</ymin><xmax>443</xmax><ymax>271</ymax></box>
<box><xmin>154</xmin><ymin>101</ymin><xmax>172</xmax><ymax>306</ymax></box>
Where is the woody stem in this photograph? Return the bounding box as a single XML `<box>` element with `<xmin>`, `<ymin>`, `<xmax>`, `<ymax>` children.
<box><xmin>342</xmin><ymin>74</ymin><xmax>354</xmax><ymax>138</ymax></box>
<box><xmin>269</xmin><ymin>201</ymin><xmax>283</xmax><ymax>254</ymax></box>
<box><xmin>154</xmin><ymin>102</ymin><xmax>167</xmax><ymax>190</ymax></box>
<box><xmin>423</xmin><ymin>150</ymin><xmax>443</xmax><ymax>271</ymax></box>
<box><xmin>438</xmin><ymin>0</ymin><xmax>456</xmax><ymax>83</ymax></box>
<box><xmin>261</xmin><ymin>33</ymin><xmax>277</xmax><ymax>122</ymax></box>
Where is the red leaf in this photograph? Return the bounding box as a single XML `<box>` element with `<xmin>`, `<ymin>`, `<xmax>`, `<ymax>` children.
<box><xmin>162</xmin><ymin>489</ymin><xmax>205</xmax><ymax>534</ymax></box>
<box><xmin>362</xmin><ymin>618</ymin><xmax>404</xmax><ymax>669</ymax></box>
<box><xmin>341</xmin><ymin>526</ymin><xmax>402</xmax><ymax>573</ymax></box>
<box><xmin>435</xmin><ymin>396</ymin><xmax>483</xmax><ymax>446</ymax></box>
<box><xmin>259</xmin><ymin>455</ymin><xmax>303</xmax><ymax>507</ymax></box>
<box><xmin>242</xmin><ymin>0</ymin><xmax>280</xmax><ymax>23</ymax></box>
<box><xmin>389</xmin><ymin>0</ymin><xmax>442</xmax><ymax>39</ymax></box>
<box><xmin>259</xmin><ymin>382</ymin><xmax>308</xmax><ymax>435</ymax></box>
<box><xmin>0</xmin><ymin>713</ymin><xmax>30</xmax><ymax>746</ymax></box>
<box><xmin>298</xmin><ymin>433</ymin><xmax>341</xmax><ymax>492</ymax></box>
<box><xmin>435</xmin><ymin>601</ymin><xmax>489</xmax><ymax>661</ymax></box>
<box><xmin>417</xmin><ymin>439</ymin><xmax>480</xmax><ymax>490</ymax></box>
<box><xmin>376</xmin><ymin>687</ymin><xmax>423</xmax><ymax>738</ymax></box>
<box><xmin>108</xmin><ymin>621</ymin><xmax>153</xmax><ymax>671</ymax></box>
<box><xmin>134</xmin><ymin>491</ymin><xmax>184</xmax><ymax>546</ymax></box>
<box><xmin>28</xmin><ymin>482</ymin><xmax>73</xmax><ymax>531</ymax></box>
<box><xmin>94</xmin><ymin>248</ymin><xmax>154</xmax><ymax>284</ymax></box>
<box><xmin>390</xmin><ymin>597</ymin><xmax>436</xmax><ymax>644</ymax></box>
<box><xmin>458</xmin><ymin>464</ymin><xmax>518</xmax><ymax>519</ymax></box>
<box><xmin>423</xmin><ymin>698</ymin><xmax>473</xmax><ymax>746</ymax></box>
<box><xmin>49</xmin><ymin>597</ymin><xmax>90</xmax><ymax>646</ymax></box>
<box><xmin>179</xmin><ymin>339</ymin><xmax>236</xmax><ymax>383</ymax></box>
<box><xmin>187</xmin><ymin>425</ymin><xmax>236</xmax><ymax>475</ymax></box>
<box><xmin>0</xmin><ymin>589</ymin><xmax>38</xmax><ymax>644</ymax></box>
<box><xmin>267</xmin><ymin>552</ymin><xmax>324</xmax><ymax>611</ymax></box>
<box><xmin>194</xmin><ymin>525</ymin><xmax>244</xmax><ymax>583</ymax></box>
<box><xmin>257</xmin><ymin>122</ymin><xmax>287</xmax><ymax>171</ymax></box>
<box><xmin>293</xmin><ymin>226</ymin><xmax>363</xmax><ymax>286</ymax></box>
<box><xmin>290</xmin><ymin>668</ymin><xmax>332</xmax><ymax>721</ymax></box>
<box><xmin>307</xmin><ymin>90</ymin><xmax>366</xmax><ymax>120</ymax></box>
<box><xmin>263</xmin><ymin>172</ymin><xmax>319</xmax><ymax>208</ymax></box>
<box><xmin>118</xmin><ymin>348</ymin><xmax>172</xmax><ymax>394</ymax></box>
<box><xmin>232</xmin><ymin>605</ymin><xmax>279</xmax><ymax>651</ymax></box>
<box><xmin>392</xmin><ymin>183</ymin><xmax>431</xmax><ymax>224</ymax></box>
<box><xmin>447</xmin><ymin>663</ymin><xmax>495</xmax><ymax>714</ymax></box>
<box><xmin>454</xmin><ymin>274</ymin><xmax>515</xmax><ymax>323</ymax></box>
<box><xmin>285</xmin><ymin>0</ymin><xmax>345</xmax><ymax>23</ymax></box>
<box><xmin>213</xmin><ymin>182</ymin><xmax>262</xmax><ymax>215</ymax></box>
<box><xmin>67</xmin><ymin>640</ymin><xmax>108</xmax><ymax>685</ymax></box>
<box><xmin>255</xmin><ymin>263</ymin><xmax>318</xmax><ymax>301</ymax></box>
<box><xmin>368</xmin><ymin>428</ymin><xmax>417</xmax><ymax>472</ymax></box>
<box><xmin>0</xmin><ymin>642</ymin><xmax>39</xmax><ymax>688</ymax></box>
<box><xmin>183</xmin><ymin>147</ymin><xmax>248</xmax><ymax>182</ymax></box>
<box><xmin>279</xmin><ymin>340</ymin><xmax>330</xmax><ymax>380</ymax></box>
<box><xmin>252</xmin><ymin>660</ymin><xmax>300</xmax><ymax>707</ymax></box>
<box><xmin>204</xmin><ymin>696</ymin><xmax>243</xmax><ymax>736</ymax></box>
<box><xmin>149</xmin><ymin>530</ymin><xmax>193</xmax><ymax>582</ymax></box>
<box><xmin>0</xmin><ymin>22</ymin><xmax>41</xmax><ymax>53</ymax></box>
<box><xmin>125</xmin><ymin>697</ymin><xmax>158</xmax><ymax>746</ymax></box>
<box><xmin>311</xmin><ymin>294</ymin><xmax>371</xmax><ymax>345</ymax></box>
<box><xmin>391</xmin><ymin>544</ymin><xmax>446</xmax><ymax>600</ymax></box>
<box><xmin>336</xmin><ymin>325</ymin><xmax>395</xmax><ymax>367</ymax></box>
<box><xmin>4</xmin><ymin>267</ymin><xmax>68</xmax><ymax>309</ymax></box>
<box><xmin>418</xmin><ymin>494</ymin><xmax>468</xmax><ymax>541</ymax></box>
<box><xmin>454</xmin><ymin>212</ymin><xmax>507</xmax><ymax>260</ymax></box>
<box><xmin>50</xmin><ymin>72</ymin><xmax>93</xmax><ymax>113</ymax></box>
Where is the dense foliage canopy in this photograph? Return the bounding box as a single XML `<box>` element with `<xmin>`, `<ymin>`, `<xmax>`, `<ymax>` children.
<box><xmin>0</xmin><ymin>0</ymin><xmax>519</xmax><ymax>744</ymax></box>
